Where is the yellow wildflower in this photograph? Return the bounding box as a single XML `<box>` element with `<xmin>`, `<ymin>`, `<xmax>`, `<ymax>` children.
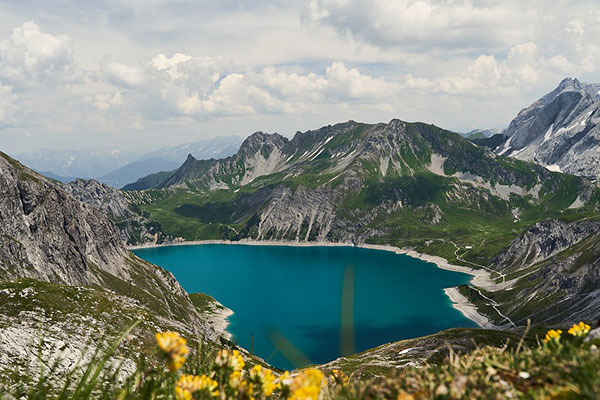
<box><xmin>176</xmin><ymin>374</ymin><xmax>219</xmax><ymax>398</ymax></box>
<box><xmin>329</xmin><ymin>369</ymin><xmax>349</xmax><ymax>387</ymax></box>
<box><xmin>229</xmin><ymin>370</ymin><xmax>243</xmax><ymax>389</ymax></box>
<box><xmin>156</xmin><ymin>332</ymin><xmax>189</xmax><ymax>371</ymax></box>
<box><xmin>239</xmin><ymin>381</ymin><xmax>255</xmax><ymax>400</ymax></box>
<box><xmin>276</xmin><ymin>371</ymin><xmax>293</xmax><ymax>389</ymax></box>
<box><xmin>398</xmin><ymin>391</ymin><xmax>415</xmax><ymax>400</ymax></box>
<box><xmin>175</xmin><ymin>387</ymin><xmax>192</xmax><ymax>400</ymax></box>
<box><xmin>249</xmin><ymin>365</ymin><xmax>278</xmax><ymax>396</ymax></box>
<box><xmin>568</xmin><ymin>321</ymin><xmax>591</xmax><ymax>337</ymax></box>
<box><xmin>197</xmin><ymin>375</ymin><xmax>220</xmax><ymax>397</ymax></box>
<box><xmin>290</xmin><ymin>369</ymin><xmax>325</xmax><ymax>400</ymax></box>
<box><xmin>215</xmin><ymin>349</ymin><xmax>245</xmax><ymax>372</ymax></box>
<box><xmin>544</xmin><ymin>329</ymin><xmax>562</xmax><ymax>343</ymax></box>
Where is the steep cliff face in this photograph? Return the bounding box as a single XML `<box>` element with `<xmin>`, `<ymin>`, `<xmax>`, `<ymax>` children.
<box><xmin>63</xmin><ymin>178</ymin><xmax>171</xmax><ymax>245</ymax></box>
<box><xmin>496</xmin><ymin>78</ymin><xmax>600</xmax><ymax>179</ymax></box>
<box><xmin>0</xmin><ymin>152</ymin><xmax>203</xmax><ymax>334</ymax></box>
<box><xmin>0</xmin><ymin>154</ymin><xmax>128</xmax><ymax>285</ymax></box>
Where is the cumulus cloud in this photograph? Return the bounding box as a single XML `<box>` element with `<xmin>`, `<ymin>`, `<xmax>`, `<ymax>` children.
<box><xmin>302</xmin><ymin>0</ymin><xmax>600</xmax><ymax>94</ymax></box>
<box><xmin>103</xmin><ymin>62</ymin><xmax>145</xmax><ymax>87</ymax></box>
<box><xmin>0</xmin><ymin>21</ymin><xmax>75</xmax><ymax>89</ymax></box>
<box><xmin>2</xmin><ymin>1</ymin><xmax>600</xmax><ymax>153</ymax></box>
<box><xmin>303</xmin><ymin>0</ymin><xmax>533</xmax><ymax>52</ymax></box>
<box><xmin>96</xmin><ymin>53</ymin><xmax>399</xmax><ymax>119</ymax></box>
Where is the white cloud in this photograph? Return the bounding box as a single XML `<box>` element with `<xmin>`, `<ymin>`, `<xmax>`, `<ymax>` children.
<box><xmin>303</xmin><ymin>0</ymin><xmax>534</xmax><ymax>52</ymax></box>
<box><xmin>563</xmin><ymin>19</ymin><xmax>585</xmax><ymax>35</ymax></box>
<box><xmin>97</xmin><ymin>53</ymin><xmax>399</xmax><ymax>119</ymax></box>
<box><xmin>324</xmin><ymin>62</ymin><xmax>396</xmax><ymax>100</ymax></box>
<box><xmin>0</xmin><ymin>83</ymin><xmax>16</xmax><ymax>120</ymax></box>
<box><xmin>150</xmin><ymin>53</ymin><xmax>192</xmax><ymax>71</ymax></box>
<box><xmin>2</xmin><ymin>1</ymin><xmax>600</xmax><ymax>154</ymax></box>
<box><xmin>0</xmin><ymin>21</ymin><xmax>75</xmax><ymax>89</ymax></box>
<box><xmin>103</xmin><ymin>61</ymin><xmax>145</xmax><ymax>87</ymax></box>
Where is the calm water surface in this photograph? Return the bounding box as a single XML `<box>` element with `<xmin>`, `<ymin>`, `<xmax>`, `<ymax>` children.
<box><xmin>134</xmin><ymin>244</ymin><xmax>475</xmax><ymax>370</ymax></box>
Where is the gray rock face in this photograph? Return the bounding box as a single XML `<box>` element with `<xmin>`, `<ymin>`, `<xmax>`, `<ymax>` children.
<box><xmin>0</xmin><ymin>155</ymin><xmax>128</xmax><ymax>285</ymax></box>
<box><xmin>491</xmin><ymin>219</ymin><xmax>600</xmax><ymax>273</ymax></box>
<box><xmin>254</xmin><ymin>186</ymin><xmax>337</xmax><ymax>242</ymax></box>
<box><xmin>488</xmin><ymin>218</ymin><xmax>600</xmax><ymax>325</ymax></box>
<box><xmin>159</xmin><ymin>131</ymin><xmax>289</xmax><ymax>190</ymax></box>
<box><xmin>0</xmin><ymin>152</ymin><xmax>204</xmax><ymax>334</ymax></box>
<box><xmin>63</xmin><ymin>178</ymin><xmax>171</xmax><ymax>245</ymax></box>
<box><xmin>64</xmin><ymin>178</ymin><xmax>132</xmax><ymax>219</ymax></box>
<box><xmin>497</xmin><ymin>78</ymin><xmax>600</xmax><ymax>179</ymax></box>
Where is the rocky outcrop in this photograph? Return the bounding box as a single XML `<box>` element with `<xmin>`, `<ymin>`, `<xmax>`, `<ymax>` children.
<box><xmin>491</xmin><ymin>219</ymin><xmax>600</xmax><ymax>273</ymax></box>
<box><xmin>159</xmin><ymin>132</ymin><xmax>289</xmax><ymax>190</ymax></box>
<box><xmin>0</xmin><ymin>155</ymin><xmax>128</xmax><ymax>285</ymax></box>
<box><xmin>64</xmin><ymin>178</ymin><xmax>132</xmax><ymax>219</ymax></box>
<box><xmin>63</xmin><ymin>178</ymin><xmax>171</xmax><ymax>245</ymax></box>
<box><xmin>0</xmin><ymin>152</ymin><xmax>205</xmax><ymax>335</ymax></box>
<box><xmin>255</xmin><ymin>186</ymin><xmax>337</xmax><ymax>242</ymax></box>
<box><xmin>496</xmin><ymin>77</ymin><xmax>600</xmax><ymax>179</ymax></box>
<box><xmin>482</xmin><ymin>219</ymin><xmax>600</xmax><ymax>325</ymax></box>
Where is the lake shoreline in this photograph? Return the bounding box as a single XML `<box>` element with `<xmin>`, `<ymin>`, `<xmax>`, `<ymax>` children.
<box><xmin>129</xmin><ymin>239</ymin><xmax>497</xmax><ymax>329</ymax></box>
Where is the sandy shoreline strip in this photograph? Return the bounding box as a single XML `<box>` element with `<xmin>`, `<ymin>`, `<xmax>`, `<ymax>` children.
<box><xmin>129</xmin><ymin>239</ymin><xmax>496</xmax><ymax>329</ymax></box>
<box><xmin>208</xmin><ymin>302</ymin><xmax>234</xmax><ymax>340</ymax></box>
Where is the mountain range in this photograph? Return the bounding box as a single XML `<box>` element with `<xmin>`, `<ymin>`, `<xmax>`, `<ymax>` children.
<box><xmin>2</xmin><ymin>77</ymin><xmax>600</xmax><ymax>386</ymax></box>
<box><xmin>112</xmin><ymin>78</ymin><xmax>600</xmax><ymax>329</ymax></box>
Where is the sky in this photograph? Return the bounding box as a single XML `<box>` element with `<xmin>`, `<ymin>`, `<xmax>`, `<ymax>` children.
<box><xmin>1</xmin><ymin>0</ymin><xmax>599</xmax><ymax>154</ymax></box>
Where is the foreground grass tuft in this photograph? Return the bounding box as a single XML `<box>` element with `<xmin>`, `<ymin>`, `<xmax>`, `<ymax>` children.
<box><xmin>3</xmin><ymin>323</ymin><xmax>599</xmax><ymax>399</ymax></box>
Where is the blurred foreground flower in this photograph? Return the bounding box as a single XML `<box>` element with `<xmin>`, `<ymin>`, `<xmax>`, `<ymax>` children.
<box><xmin>290</xmin><ymin>369</ymin><xmax>325</xmax><ymax>400</ymax></box>
<box><xmin>568</xmin><ymin>321</ymin><xmax>591</xmax><ymax>337</ymax></box>
<box><xmin>156</xmin><ymin>331</ymin><xmax>189</xmax><ymax>371</ymax></box>
<box><xmin>215</xmin><ymin>349</ymin><xmax>245</xmax><ymax>372</ymax></box>
<box><xmin>544</xmin><ymin>329</ymin><xmax>562</xmax><ymax>344</ymax></box>
<box><xmin>175</xmin><ymin>374</ymin><xmax>219</xmax><ymax>399</ymax></box>
<box><xmin>329</xmin><ymin>369</ymin><xmax>349</xmax><ymax>387</ymax></box>
<box><xmin>249</xmin><ymin>365</ymin><xmax>278</xmax><ymax>396</ymax></box>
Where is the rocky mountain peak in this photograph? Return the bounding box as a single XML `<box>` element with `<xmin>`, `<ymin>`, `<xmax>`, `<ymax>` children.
<box><xmin>495</xmin><ymin>77</ymin><xmax>600</xmax><ymax>179</ymax></box>
<box><xmin>557</xmin><ymin>77</ymin><xmax>583</xmax><ymax>91</ymax></box>
<box><xmin>238</xmin><ymin>131</ymin><xmax>289</xmax><ymax>156</ymax></box>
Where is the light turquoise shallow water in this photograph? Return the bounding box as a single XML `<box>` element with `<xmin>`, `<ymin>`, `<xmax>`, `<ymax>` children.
<box><xmin>133</xmin><ymin>244</ymin><xmax>476</xmax><ymax>370</ymax></box>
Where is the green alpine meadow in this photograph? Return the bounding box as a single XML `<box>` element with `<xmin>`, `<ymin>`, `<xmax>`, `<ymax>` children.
<box><xmin>2</xmin><ymin>1</ymin><xmax>600</xmax><ymax>399</ymax></box>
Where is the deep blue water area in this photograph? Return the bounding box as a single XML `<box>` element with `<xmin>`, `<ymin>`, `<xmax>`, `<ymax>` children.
<box><xmin>134</xmin><ymin>244</ymin><xmax>475</xmax><ymax>370</ymax></box>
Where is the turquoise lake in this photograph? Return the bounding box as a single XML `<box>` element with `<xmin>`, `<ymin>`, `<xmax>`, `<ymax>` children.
<box><xmin>133</xmin><ymin>244</ymin><xmax>476</xmax><ymax>370</ymax></box>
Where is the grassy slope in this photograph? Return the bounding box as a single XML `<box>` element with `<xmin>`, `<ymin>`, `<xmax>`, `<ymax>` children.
<box><xmin>0</xmin><ymin>278</ymin><xmax>268</xmax><ymax>389</ymax></box>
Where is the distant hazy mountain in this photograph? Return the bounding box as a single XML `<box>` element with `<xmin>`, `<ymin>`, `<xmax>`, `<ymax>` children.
<box><xmin>14</xmin><ymin>148</ymin><xmax>139</xmax><ymax>180</ymax></box>
<box><xmin>141</xmin><ymin>136</ymin><xmax>243</xmax><ymax>164</ymax></box>
<box><xmin>496</xmin><ymin>77</ymin><xmax>600</xmax><ymax>179</ymax></box>
<box><xmin>11</xmin><ymin>136</ymin><xmax>243</xmax><ymax>187</ymax></box>
<box><xmin>97</xmin><ymin>157</ymin><xmax>180</xmax><ymax>188</ymax></box>
<box><xmin>462</xmin><ymin>129</ymin><xmax>501</xmax><ymax>140</ymax></box>
<box><xmin>119</xmin><ymin>136</ymin><xmax>243</xmax><ymax>189</ymax></box>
